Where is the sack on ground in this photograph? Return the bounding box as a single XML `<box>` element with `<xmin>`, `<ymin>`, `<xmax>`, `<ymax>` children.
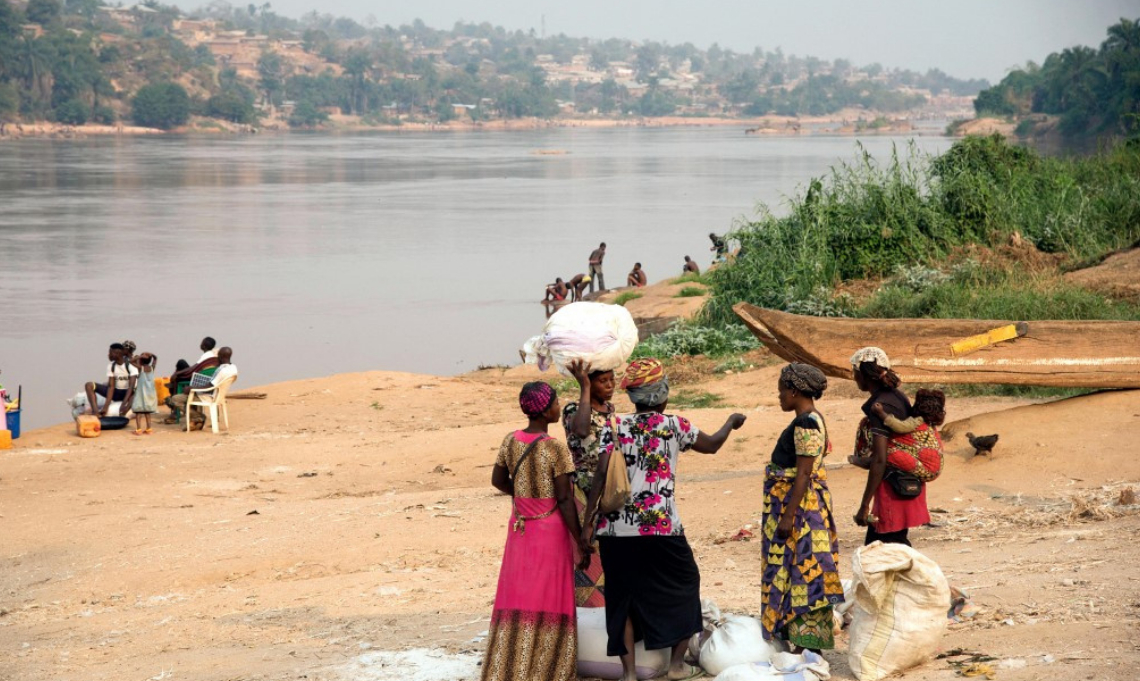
<box><xmin>848</xmin><ymin>542</ymin><xmax>950</xmax><ymax>681</ymax></box>
<box><xmin>521</xmin><ymin>302</ymin><xmax>639</xmax><ymax>375</ymax></box>
<box><xmin>714</xmin><ymin>651</ymin><xmax>831</xmax><ymax>681</ymax></box>
<box><xmin>697</xmin><ymin>602</ymin><xmax>782</xmax><ymax>676</ymax></box>
<box><xmin>67</xmin><ymin>392</ymin><xmax>129</xmax><ymax>419</ymax></box>
<box><xmin>577</xmin><ymin>607</ymin><xmax>669</xmax><ymax>680</ymax></box>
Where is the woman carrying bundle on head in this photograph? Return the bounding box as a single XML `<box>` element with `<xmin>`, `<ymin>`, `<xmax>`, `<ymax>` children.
<box><xmin>482</xmin><ymin>382</ymin><xmax>593</xmax><ymax>681</ymax></box>
<box><xmin>760</xmin><ymin>363</ymin><xmax>845</xmax><ymax>653</ymax></box>
<box><xmin>849</xmin><ymin>347</ymin><xmax>936</xmax><ymax>547</ymax></box>
<box><xmin>584</xmin><ymin>358</ymin><xmax>746</xmax><ymax>681</ymax></box>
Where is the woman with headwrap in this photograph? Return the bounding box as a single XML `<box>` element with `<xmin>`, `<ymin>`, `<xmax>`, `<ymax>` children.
<box><xmin>760</xmin><ymin>363</ymin><xmax>844</xmax><ymax>653</ymax></box>
<box><xmin>563</xmin><ymin>358</ymin><xmax>617</xmax><ymax>607</ymax></box>
<box><xmin>849</xmin><ymin>347</ymin><xmax>930</xmax><ymax>546</ymax></box>
<box><xmin>584</xmin><ymin>358</ymin><xmax>746</xmax><ymax>681</ymax></box>
<box><xmin>482</xmin><ymin>381</ymin><xmax>592</xmax><ymax>681</ymax></box>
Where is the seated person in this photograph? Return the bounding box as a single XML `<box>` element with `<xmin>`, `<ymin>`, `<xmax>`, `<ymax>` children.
<box><xmin>167</xmin><ymin>347</ymin><xmax>237</xmax><ymax>430</ymax></box>
<box><xmin>627</xmin><ymin>263</ymin><xmax>648</xmax><ymax>287</ymax></box>
<box><xmin>84</xmin><ymin>343</ymin><xmax>138</xmax><ymax>417</ymax></box>
<box><xmin>544</xmin><ymin>277</ymin><xmax>569</xmax><ymax>302</ymax></box>
<box><xmin>682</xmin><ymin>255</ymin><xmax>700</xmax><ymax>275</ymax></box>
<box><xmin>567</xmin><ymin>273</ymin><xmax>591</xmax><ymax>301</ymax></box>
<box><xmin>168</xmin><ymin>337</ymin><xmax>220</xmax><ymax>392</ymax></box>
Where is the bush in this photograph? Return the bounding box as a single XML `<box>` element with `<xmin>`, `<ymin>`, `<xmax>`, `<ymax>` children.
<box><xmin>288</xmin><ymin>99</ymin><xmax>328</xmax><ymax>128</ymax></box>
<box><xmin>702</xmin><ymin>136</ymin><xmax>1140</xmax><ymax>326</ymax></box>
<box><xmin>92</xmin><ymin>105</ymin><xmax>116</xmax><ymax>125</ymax></box>
<box><xmin>132</xmin><ymin>83</ymin><xmax>190</xmax><ymax>130</ymax></box>
<box><xmin>675</xmin><ymin>286</ymin><xmax>707</xmax><ymax>298</ymax></box>
<box><xmin>632</xmin><ymin>322</ymin><xmax>759</xmax><ymax>360</ymax></box>
<box><xmin>206</xmin><ymin>86</ymin><xmax>257</xmax><ymax>124</ymax></box>
<box><xmin>54</xmin><ymin>99</ymin><xmax>88</xmax><ymax>125</ymax></box>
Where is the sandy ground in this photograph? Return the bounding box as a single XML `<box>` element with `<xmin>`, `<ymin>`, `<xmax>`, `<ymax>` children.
<box><xmin>1066</xmin><ymin>248</ymin><xmax>1140</xmax><ymax>302</ymax></box>
<box><xmin>2</xmin><ymin>356</ymin><xmax>1139</xmax><ymax>680</ymax></box>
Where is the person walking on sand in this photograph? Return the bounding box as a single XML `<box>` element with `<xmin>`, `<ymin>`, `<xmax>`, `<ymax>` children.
<box><xmin>482</xmin><ymin>381</ymin><xmax>591</xmax><ymax>681</ymax></box>
<box><xmin>130</xmin><ymin>353</ymin><xmax>160</xmax><ymax>435</ymax></box>
<box><xmin>627</xmin><ymin>263</ymin><xmax>647</xmax><ymax>288</ymax></box>
<box><xmin>588</xmin><ymin>242</ymin><xmax>606</xmax><ymax>293</ymax></box>
<box><xmin>848</xmin><ymin>347</ymin><xmax>930</xmax><ymax>546</ymax></box>
<box><xmin>84</xmin><ymin>343</ymin><xmax>138</xmax><ymax>417</ymax></box>
<box><xmin>583</xmin><ymin>358</ymin><xmax>746</xmax><ymax>681</ymax></box>
<box><xmin>761</xmin><ymin>363</ymin><xmax>844</xmax><ymax>653</ymax></box>
<box><xmin>682</xmin><ymin>256</ymin><xmax>700</xmax><ymax>275</ymax></box>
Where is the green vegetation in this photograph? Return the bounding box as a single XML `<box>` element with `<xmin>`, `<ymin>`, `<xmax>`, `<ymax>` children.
<box><xmin>675</xmin><ymin>286</ymin><xmax>708</xmax><ymax>298</ymax></box>
<box><xmin>632</xmin><ymin>322</ymin><xmax>759</xmax><ymax>360</ymax></box>
<box><xmin>612</xmin><ymin>291</ymin><xmax>643</xmax><ymax>306</ymax></box>
<box><xmin>131</xmin><ymin>82</ymin><xmax>189</xmax><ymax>129</ymax></box>
<box><xmin>671</xmin><ymin>273</ymin><xmax>709</xmax><ymax>286</ymax></box>
<box><xmin>973</xmin><ymin>17</ymin><xmax>1140</xmax><ymax>139</ymax></box>
<box><xmin>703</xmin><ymin>135</ymin><xmax>1140</xmax><ymax>327</ymax></box>
<box><xmin>0</xmin><ymin>0</ymin><xmax>986</xmax><ymax>130</ymax></box>
<box><xmin>669</xmin><ymin>390</ymin><xmax>725</xmax><ymax>409</ymax></box>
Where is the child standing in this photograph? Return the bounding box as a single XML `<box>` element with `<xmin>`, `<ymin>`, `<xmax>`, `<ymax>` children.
<box><xmin>131</xmin><ymin>353</ymin><xmax>159</xmax><ymax>435</ymax></box>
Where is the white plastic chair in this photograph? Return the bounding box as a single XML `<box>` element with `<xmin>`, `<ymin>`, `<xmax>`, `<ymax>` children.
<box><xmin>185</xmin><ymin>375</ymin><xmax>236</xmax><ymax>434</ymax></box>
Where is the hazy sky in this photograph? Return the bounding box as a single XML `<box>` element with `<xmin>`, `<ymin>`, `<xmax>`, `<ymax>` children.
<box><xmin>230</xmin><ymin>0</ymin><xmax>1140</xmax><ymax>83</ymax></box>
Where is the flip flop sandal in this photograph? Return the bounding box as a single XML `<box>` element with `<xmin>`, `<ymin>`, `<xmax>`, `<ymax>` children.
<box><xmin>668</xmin><ymin>664</ymin><xmax>706</xmax><ymax>681</ymax></box>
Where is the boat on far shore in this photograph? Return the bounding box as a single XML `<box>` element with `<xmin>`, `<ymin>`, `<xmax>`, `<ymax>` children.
<box><xmin>733</xmin><ymin>303</ymin><xmax>1140</xmax><ymax>389</ymax></box>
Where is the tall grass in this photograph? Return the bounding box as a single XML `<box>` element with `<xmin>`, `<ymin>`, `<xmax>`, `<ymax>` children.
<box><xmin>703</xmin><ymin>135</ymin><xmax>1140</xmax><ymax>326</ymax></box>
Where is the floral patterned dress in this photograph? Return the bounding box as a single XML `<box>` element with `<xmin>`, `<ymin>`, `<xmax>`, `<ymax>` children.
<box><xmin>595</xmin><ymin>412</ymin><xmax>699</xmax><ymax>538</ymax></box>
<box><xmin>562</xmin><ymin>400</ymin><xmax>615</xmax><ymax>606</ymax></box>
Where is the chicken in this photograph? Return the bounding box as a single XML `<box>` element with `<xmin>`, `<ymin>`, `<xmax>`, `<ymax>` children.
<box><xmin>966</xmin><ymin>432</ymin><xmax>999</xmax><ymax>456</ymax></box>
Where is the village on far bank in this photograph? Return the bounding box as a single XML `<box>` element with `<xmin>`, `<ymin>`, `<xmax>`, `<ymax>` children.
<box><xmin>0</xmin><ymin>0</ymin><xmax>979</xmax><ymax>135</ymax></box>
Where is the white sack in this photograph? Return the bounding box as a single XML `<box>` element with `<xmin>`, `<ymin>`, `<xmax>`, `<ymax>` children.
<box><xmin>714</xmin><ymin>651</ymin><xmax>830</xmax><ymax>681</ymax></box>
<box><xmin>577</xmin><ymin>607</ymin><xmax>669</xmax><ymax>680</ymax></box>
<box><xmin>67</xmin><ymin>393</ymin><xmax>130</xmax><ymax>419</ymax></box>
<box><xmin>847</xmin><ymin>542</ymin><xmax>950</xmax><ymax>681</ymax></box>
<box><xmin>700</xmin><ymin>615</ymin><xmax>782</xmax><ymax>676</ymax></box>
<box><xmin>521</xmin><ymin>302</ymin><xmax>638</xmax><ymax>375</ymax></box>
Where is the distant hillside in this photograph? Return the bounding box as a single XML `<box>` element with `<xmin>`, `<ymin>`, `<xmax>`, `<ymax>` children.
<box><xmin>0</xmin><ymin>0</ymin><xmax>988</xmax><ymax>131</ymax></box>
<box><xmin>971</xmin><ymin>17</ymin><xmax>1140</xmax><ymax>140</ymax></box>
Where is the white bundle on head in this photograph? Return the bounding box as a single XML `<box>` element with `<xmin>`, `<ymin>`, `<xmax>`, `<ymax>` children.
<box><xmin>520</xmin><ymin>302</ymin><xmax>639</xmax><ymax>375</ymax></box>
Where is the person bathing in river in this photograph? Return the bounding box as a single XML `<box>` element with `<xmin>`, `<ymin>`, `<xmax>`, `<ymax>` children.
<box><xmin>481</xmin><ymin>381</ymin><xmax>591</xmax><ymax>681</ymax></box>
<box><xmin>567</xmin><ymin>273</ymin><xmax>591</xmax><ymax>302</ymax></box>
<box><xmin>682</xmin><ymin>256</ymin><xmax>700</xmax><ymax>275</ymax></box>
<box><xmin>761</xmin><ymin>363</ymin><xmax>844</xmax><ymax>653</ymax></box>
<box><xmin>545</xmin><ymin>277</ymin><xmax>569</xmax><ymax>302</ymax></box>
<box><xmin>627</xmin><ymin>263</ymin><xmax>647</xmax><ymax>288</ymax></box>
<box><xmin>583</xmin><ymin>358</ymin><xmax>746</xmax><ymax>681</ymax></box>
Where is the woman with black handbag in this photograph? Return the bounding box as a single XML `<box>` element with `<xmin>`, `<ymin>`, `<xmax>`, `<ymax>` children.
<box><xmin>848</xmin><ymin>347</ymin><xmax>931</xmax><ymax>546</ymax></box>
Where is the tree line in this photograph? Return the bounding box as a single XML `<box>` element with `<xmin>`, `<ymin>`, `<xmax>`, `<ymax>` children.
<box><xmin>973</xmin><ymin>17</ymin><xmax>1140</xmax><ymax>138</ymax></box>
<box><xmin>0</xmin><ymin>0</ymin><xmax>988</xmax><ymax>130</ymax></box>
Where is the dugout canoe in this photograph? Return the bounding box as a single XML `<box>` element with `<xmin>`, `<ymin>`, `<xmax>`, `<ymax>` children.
<box><xmin>733</xmin><ymin>303</ymin><xmax>1140</xmax><ymax>388</ymax></box>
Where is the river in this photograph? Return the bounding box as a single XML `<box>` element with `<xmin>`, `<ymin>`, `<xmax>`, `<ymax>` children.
<box><xmin>0</xmin><ymin>126</ymin><xmax>952</xmax><ymax>429</ymax></box>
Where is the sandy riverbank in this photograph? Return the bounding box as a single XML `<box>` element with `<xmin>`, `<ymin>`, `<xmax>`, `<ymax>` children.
<box><xmin>0</xmin><ymin>109</ymin><xmax>953</xmax><ymax>140</ymax></box>
<box><xmin>2</xmin><ymin>354</ymin><xmax>1138</xmax><ymax>680</ymax></box>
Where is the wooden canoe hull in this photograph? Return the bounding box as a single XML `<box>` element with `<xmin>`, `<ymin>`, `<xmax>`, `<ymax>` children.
<box><xmin>733</xmin><ymin>303</ymin><xmax>1140</xmax><ymax>388</ymax></box>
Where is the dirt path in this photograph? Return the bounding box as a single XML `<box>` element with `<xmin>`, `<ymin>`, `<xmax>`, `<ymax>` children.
<box><xmin>1</xmin><ymin>366</ymin><xmax>1138</xmax><ymax>680</ymax></box>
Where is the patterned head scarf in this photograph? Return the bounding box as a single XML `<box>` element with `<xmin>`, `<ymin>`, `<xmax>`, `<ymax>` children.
<box><xmin>779</xmin><ymin>363</ymin><xmax>828</xmax><ymax>398</ymax></box>
<box><xmin>519</xmin><ymin>381</ymin><xmax>557</xmax><ymax>418</ymax></box>
<box><xmin>621</xmin><ymin>358</ymin><xmax>665</xmax><ymax>389</ymax></box>
<box><xmin>850</xmin><ymin>346</ymin><xmax>891</xmax><ymax>370</ymax></box>
<box><xmin>122</xmin><ymin>340</ymin><xmax>137</xmax><ymax>356</ymax></box>
<box><xmin>622</xmin><ymin>358</ymin><xmax>670</xmax><ymax>407</ymax></box>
